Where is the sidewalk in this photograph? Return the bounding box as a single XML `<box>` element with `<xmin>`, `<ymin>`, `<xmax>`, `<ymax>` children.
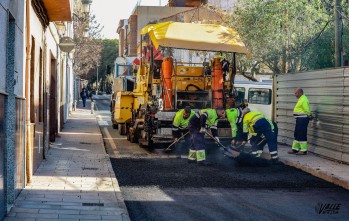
<box><xmin>278</xmin><ymin>145</ymin><xmax>349</xmax><ymax>190</ymax></box>
<box><xmin>5</xmin><ymin>103</ymin><xmax>131</xmax><ymax>221</ymax></box>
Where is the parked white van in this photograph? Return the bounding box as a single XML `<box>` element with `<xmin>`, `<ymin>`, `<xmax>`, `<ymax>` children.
<box><xmin>234</xmin><ymin>81</ymin><xmax>273</xmax><ymax>119</ymax></box>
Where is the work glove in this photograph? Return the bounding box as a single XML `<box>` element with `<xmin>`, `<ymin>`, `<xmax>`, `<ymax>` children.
<box><xmin>199</xmin><ymin>127</ymin><xmax>206</xmax><ymax>134</ymax></box>
<box><xmin>214</xmin><ymin>137</ymin><xmax>220</xmax><ymax>143</ymax></box>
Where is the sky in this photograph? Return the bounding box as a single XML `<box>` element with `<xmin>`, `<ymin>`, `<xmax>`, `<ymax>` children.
<box><xmin>90</xmin><ymin>0</ymin><xmax>169</xmax><ymax>39</ymax></box>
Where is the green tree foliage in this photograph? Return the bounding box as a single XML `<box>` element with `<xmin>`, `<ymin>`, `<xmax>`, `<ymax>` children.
<box><xmin>300</xmin><ymin>26</ymin><xmax>335</xmax><ymax>70</ymax></box>
<box><xmin>231</xmin><ymin>0</ymin><xmax>331</xmax><ymax>74</ymax></box>
<box><xmin>91</xmin><ymin>39</ymin><xmax>119</xmax><ymax>92</ymax></box>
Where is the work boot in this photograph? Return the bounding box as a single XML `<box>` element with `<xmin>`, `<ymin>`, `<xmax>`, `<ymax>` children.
<box><xmin>271</xmin><ymin>158</ymin><xmax>282</xmax><ymax>165</ymax></box>
<box><xmin>287</xmin><ymin>150</ymin><xmax>298</xmax><ymax>154</ymax></box>
<box><xmin>296</xmin><ymin>151</ymin><xmax>307</xmax><ymax>155</ymax></box>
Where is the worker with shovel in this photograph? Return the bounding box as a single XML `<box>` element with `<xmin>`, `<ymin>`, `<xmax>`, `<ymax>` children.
<box><xmin>241</xmin><ymin>108</ymin><xmax>279</xmax><ymax>163</ymax></box>
<box><xmin>187</xmin><ymin>108</ymin><xmax>226</xmax><ymax>166</ymax></box>
<box><xmin>171</xmin><ymin>106</ymin><xmax>195</xmax><ymax>158</ymax></box>
<box><xmin>226</xmin><ymin>103</ymin><xmax>245</xmax><ymax>152</ymax></box>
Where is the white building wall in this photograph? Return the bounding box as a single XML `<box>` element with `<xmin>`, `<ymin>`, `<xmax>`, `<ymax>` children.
<box><xmin>137</xmin><ymin>6</ymin><xmax>194</xmax><ymax>43</ymax></box>
<box><xmin>208</xmin><ymin>0</ymin><xmax>238</xmax><ymax>11</ymax></box>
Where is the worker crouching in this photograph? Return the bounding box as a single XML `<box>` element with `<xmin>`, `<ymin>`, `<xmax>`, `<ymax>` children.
<box><xmin>226</xmin><ymin>105</ymin><xmax>244</xmax><ymax>151</ymax></box>
<box><xmin>242</xmin><ymin>108</ymin><xmax>279</xmax><ymax>163</ymax></box>
<box><xmin>172</xmin><ymin>107</ymin><xmax>195</xmax><ymax>158</ymax></box>
<box><xmin>188</xmin><ymin>108</ymin><xmax>226</xmax><ymax>166</ymax></box>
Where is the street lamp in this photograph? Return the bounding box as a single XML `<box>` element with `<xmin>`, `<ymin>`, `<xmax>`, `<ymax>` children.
<box><xmin>96</xmin><ymin>64</ymin><xmax>99</xmax><ymax>94</ymax></box>
<box><xmin>81</xmin><ymin>0</ymin><xmax>92</xmax><ymax>14</ymax></box>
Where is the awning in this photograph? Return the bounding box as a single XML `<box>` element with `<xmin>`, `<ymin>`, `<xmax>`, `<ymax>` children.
<box><xmin>140</xmin><ymin>22</ymin><xmax>248</xmax><ymax>54</ymax></box>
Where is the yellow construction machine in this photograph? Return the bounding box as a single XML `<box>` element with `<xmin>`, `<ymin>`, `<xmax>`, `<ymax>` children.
<box><xmin>110</xmin><ymin>57</ymin><xmax>136</xmax><ymax>134</ymax></box>
<box><xmin>115</xmin><ymin>22</ymin><xmax>248</xmax><ymax>148</ymax></box>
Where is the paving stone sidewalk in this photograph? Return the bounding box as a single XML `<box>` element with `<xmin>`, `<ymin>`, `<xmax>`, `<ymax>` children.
<box><xmin>278</xmin><ymin>145</ymin><xmax>349</xmax><ymax>190</ymax></box>
<box><xmin>4</xmin><ymin>105</ymin><xmax>130</xmax><ymax>221</ymax></box>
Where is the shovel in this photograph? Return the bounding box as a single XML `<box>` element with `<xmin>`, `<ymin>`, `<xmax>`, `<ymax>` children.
<box><xmin>205</xmin><ymin>132</ymin><xmax>240</xmax><ymax>158</ymax></box>
<box><xmin>205</xmin><ymin>132</ymin><xmax>270</xmax><ymax>167</ymax></box>
<box><xmin>164</xmin><ymin>131</ymin><xmax>190</xmax><ymax>152</ymax></box>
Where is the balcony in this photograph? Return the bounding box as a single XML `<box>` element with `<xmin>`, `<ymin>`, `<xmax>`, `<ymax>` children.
<box><xmin>42</xmin><ymin>0</ymin><xmax>72</xmax><ymax>21</ymax></box>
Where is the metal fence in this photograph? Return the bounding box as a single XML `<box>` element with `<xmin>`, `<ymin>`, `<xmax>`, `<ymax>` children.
<box><xmin>276</xmin><ymin>68</ymin><xmax>349</xmax><ymax>163</ymax></box>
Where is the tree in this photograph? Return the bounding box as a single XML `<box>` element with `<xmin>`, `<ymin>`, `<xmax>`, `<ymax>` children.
<box><xmin>73</xmin><ymin>0</ymin><xmax>103</xmax><ymax>79</ymax></box>
<box><xmin>231</xmin><ymin>0</ymin><xmax>331</xmax><ymax>74</ymax></box>
<box><xmin>90</xmin><ymin>39</ymin><xmax>119</xmax><ymax>92</ymax></box>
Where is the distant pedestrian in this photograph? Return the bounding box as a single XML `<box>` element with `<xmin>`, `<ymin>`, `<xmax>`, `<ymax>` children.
<box><xmin>80</xmin><ymin>88</ymin><xmax>88</xmax><ymax>107</ymax></box>
<box><xmin>288</xmin><ymin>88</ymin><xmax>312</xmax><ymax>155</ymax></box>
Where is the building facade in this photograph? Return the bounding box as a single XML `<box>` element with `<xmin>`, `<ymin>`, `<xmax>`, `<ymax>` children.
<box><xmin>0</xmin><ymin>0</ymin><xmax>73</xmax><ymax>219</ymax></box>
<box><xmin>117</xmin><ymin>1</ymin><xmax>236</xmax><ymax>58</ymax></box>
<box><xmin>118</xmin><ymin>6</ymin><xmax>194</xmax><ymax>57</ymax></box>
<box><xmin>0</xmin><ymin>1</ymin><xmax>26</xmax><ymax>219</ymax></box>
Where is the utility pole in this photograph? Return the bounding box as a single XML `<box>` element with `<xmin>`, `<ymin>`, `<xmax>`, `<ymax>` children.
<box><xmin>334</xmin><ymin>0</ymin><xmax>342</xmax><ymax>67</ymax></box>
<box><xmin>96</xmin><ymin>65</ymin><xmax>99</xmax><ymax>93</ymax></box>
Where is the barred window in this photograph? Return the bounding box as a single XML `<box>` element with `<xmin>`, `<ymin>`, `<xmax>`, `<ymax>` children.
<box><xmin>248</xmin><ymin>88</ymin><xmax>271</xmax><ymax>105</ymax></box>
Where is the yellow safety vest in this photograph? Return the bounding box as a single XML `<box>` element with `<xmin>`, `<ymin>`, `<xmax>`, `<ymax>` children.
<box><xmin>293</xmin><ymin>94</ymin><xmax>310</xmax><ymax>117</ymax></box>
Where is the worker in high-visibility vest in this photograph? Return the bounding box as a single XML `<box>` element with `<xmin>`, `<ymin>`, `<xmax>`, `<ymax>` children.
<box><xmin>241</xmin><ymin>108</ymin><xmax>278</xmax><ymax>162</ymax></box>
<box><xmin>188</xmin><ymin>108</ymin><xmax>226</xmax><ymax>166</ymax></box>
<box><xmin>172</xmin><ymin>106</ymin><xmax>195</xmax><ymax>158</ymax></box>
<box><xmin>226</xmin><ymin>106</ymin><xmax>244</xmax><ymax>150</ymax></box>
<box><xmin>288</xmin><ymin>88</ymin><xmax>312</xmax><ymax>155</ymax></box>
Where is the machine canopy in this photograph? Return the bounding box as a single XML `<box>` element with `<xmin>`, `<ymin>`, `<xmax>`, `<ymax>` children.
<box><xmin>140</xmin><ymin>21</ymin><xmax>248</xmax><ymax>54</ymax></box>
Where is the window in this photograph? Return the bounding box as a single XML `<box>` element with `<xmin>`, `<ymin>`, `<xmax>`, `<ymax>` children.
<box><xmin>248</xmin><ymin>88</ymin><xmax>271</xmax><ymax>105</ymax></box>
<box><xmin>235</xmin><ymin>87</ymin><xmax>245</xmax><ymax>101</ymax></box>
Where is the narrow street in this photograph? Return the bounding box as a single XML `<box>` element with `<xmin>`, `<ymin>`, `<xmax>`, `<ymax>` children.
<box><xmin>3</xmin><ymin>1</ymin><xmax>349</xmax><ymax>221</ymax></box>
<box><xmin>94</xmin><ymin>96</ymin><xmax>349</xmax><ymax>221</ymax></box>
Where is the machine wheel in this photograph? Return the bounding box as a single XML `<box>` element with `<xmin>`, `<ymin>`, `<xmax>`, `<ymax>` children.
<box><xmin>119</xmin><ymin>124</ymin><xmax>126</xmax><ymax>135</ymax></box>
<box><xmin>126</xmin><ymin>124</ymin><xmax>130</xmax><ymax>141</ymax></box>
<box><xmin>126</xmin><ymin>131</ymin><xmax>131</xmax><ymax>141</ymax></box>
<box><xmin>130</xmin><ymin>130</ymin><xmax>138</xmax><ymax>143</ymax></box>
<box><xmin>138</xmin><ymin>142</ymin><xmax>144</xmax><ymax>148</ymax></box>
<box><xmin>127</xmin><ymin>129</ymin><xmax>138</xmax><ymax>143</ymax></box>
<box><xmin>135</xmin><ymin>129</ymin><xmax>145</xmax><ymax>148</ymax></box>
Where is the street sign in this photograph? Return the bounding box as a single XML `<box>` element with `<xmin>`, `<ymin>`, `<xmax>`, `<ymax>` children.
<box><xmin>59</xmin><ymin>37</ymin><xmax>75</xmax><ymax>53</ymax></box>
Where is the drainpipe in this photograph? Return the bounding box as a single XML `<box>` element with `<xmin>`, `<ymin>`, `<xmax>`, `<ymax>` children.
<box><xmin>25</xmin><ymin>0</ymin><xmax>33</xmax><ymax>184</ymax></box>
